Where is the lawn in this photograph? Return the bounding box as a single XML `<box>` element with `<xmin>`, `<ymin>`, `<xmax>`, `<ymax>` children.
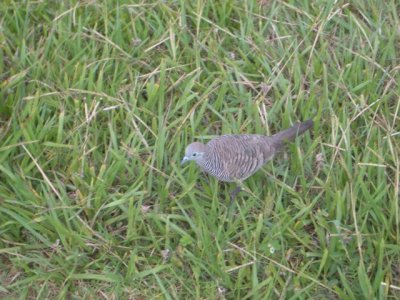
<box><xmin>0</xmin><ymin>0</ymin><xmax>399</xmax><ymax>298</ymax></box>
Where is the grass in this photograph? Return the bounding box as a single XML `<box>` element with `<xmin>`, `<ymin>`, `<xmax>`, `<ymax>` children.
<box><xmin>0</xmin><ymin>0</ymin><xmax>399</xmax><ymax>298</ymax></box>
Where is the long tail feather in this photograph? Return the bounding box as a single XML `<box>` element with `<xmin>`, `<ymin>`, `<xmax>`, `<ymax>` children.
<box><xmin>272</xmin><ymin>119</ymin><xmax>313</xmax><ymax>147</ymax></box>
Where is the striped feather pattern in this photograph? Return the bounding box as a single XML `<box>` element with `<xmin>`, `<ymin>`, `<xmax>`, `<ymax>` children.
<box><xmin>190</xmin><ymin>120</ymin><xmax>313</xmax><ymax>182</ymax></box>
<box><xmin>197</xmin><ymin>135</ymin><xmax>276</xmax><ymax>182</ymax></box>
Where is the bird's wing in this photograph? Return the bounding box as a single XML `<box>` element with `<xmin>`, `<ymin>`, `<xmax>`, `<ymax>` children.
<box><xmin>207</xmin><ymin>135</ymin><xmax>275</xmax><ymax>180</ymax></box>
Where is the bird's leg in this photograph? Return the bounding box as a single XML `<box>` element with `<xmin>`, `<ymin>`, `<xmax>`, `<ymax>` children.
<box><xmin>229</xmin><ymin>185</ymin><xmax>242</xmax><ymax>203</ymax></box>
<box><xmin>225</xmin><ymin>185</ymin><xmax>241</xmax><ymax>217</ymax></box>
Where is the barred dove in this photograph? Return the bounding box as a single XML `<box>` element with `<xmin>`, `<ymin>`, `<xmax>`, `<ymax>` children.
<box><xmin>181</xmin><ymin>120</ymin><xmax>313</xmax><ymax>199</ymax></box>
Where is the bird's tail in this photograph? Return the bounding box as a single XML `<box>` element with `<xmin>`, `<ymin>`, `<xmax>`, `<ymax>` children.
<box><xmin>272</xmin><ymin>119</ymin><xmax>313</xmax><ymax>148</ymax></box>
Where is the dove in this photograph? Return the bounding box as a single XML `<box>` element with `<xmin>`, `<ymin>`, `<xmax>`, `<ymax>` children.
<box><xmin>181</xmin><ymin>120</ymin><xmax>313</xmax><ymax>199</ymax></box>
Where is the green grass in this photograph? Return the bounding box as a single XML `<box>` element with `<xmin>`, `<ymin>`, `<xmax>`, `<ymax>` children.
<box><xmin>0</xmin><ymin>0</ymin><xmax>399</xmax><ymax>298</ymax></box>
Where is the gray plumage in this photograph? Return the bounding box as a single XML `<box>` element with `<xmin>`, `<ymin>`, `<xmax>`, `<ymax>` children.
<box><xmin>181</xmin><ymin>120</ymin><xmax>313</xmax><ymax>182</ymax></box>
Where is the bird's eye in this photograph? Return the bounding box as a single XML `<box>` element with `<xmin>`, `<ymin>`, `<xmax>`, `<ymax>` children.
<box><xmin>192</xmin><ymin>153</ymin><xmax>197</xmax><ymax>157</ymax></box>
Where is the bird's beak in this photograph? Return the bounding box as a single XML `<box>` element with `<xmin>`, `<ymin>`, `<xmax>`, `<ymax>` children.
<box><xmin>181</xmin><ymin>156</ymin><xmax>189</xmax><ymax>165</ymax></box>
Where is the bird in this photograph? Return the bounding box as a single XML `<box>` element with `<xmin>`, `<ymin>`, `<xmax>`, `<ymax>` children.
<box><xmin>181</xmin><ymin>119</ymin><xmax>313</xmax><ymax>200</ymax></box>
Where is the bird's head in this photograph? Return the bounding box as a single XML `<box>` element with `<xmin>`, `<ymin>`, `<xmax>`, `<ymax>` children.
<box><xmin>181</xmin><ymin>142</ymin><xmax>207</xmax><ymax>165</ymax></box>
